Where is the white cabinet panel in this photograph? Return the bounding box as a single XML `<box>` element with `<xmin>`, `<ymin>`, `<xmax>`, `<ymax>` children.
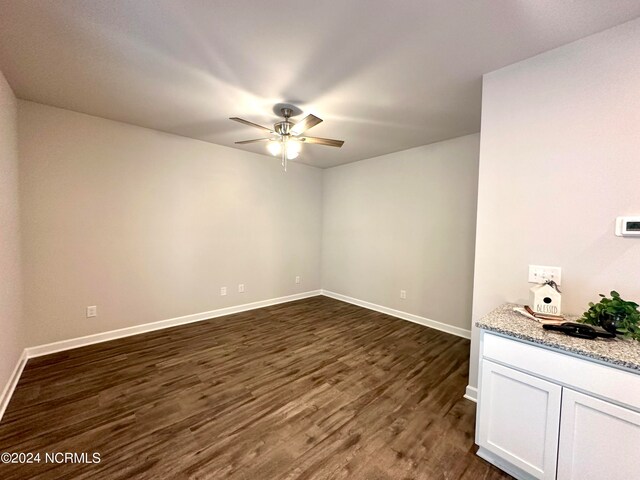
<box><xmin>557</xmin><ymin>388</ymin><xmax>640</xmax><ymax>480</ymax></box>
<box><xmin>478</xmin><ymin>360</ymin><xmax>561</xmax><ymax>479</ymax></box>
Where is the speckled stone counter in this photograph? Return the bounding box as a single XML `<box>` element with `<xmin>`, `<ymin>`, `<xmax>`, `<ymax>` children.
<box><xmin>476</xmin><ymin>303</ymin><xmax>640</xmax><ymax>372</ymax></box>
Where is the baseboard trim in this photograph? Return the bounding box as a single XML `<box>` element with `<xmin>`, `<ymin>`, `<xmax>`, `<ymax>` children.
<box><xmin>0</xmin><ymin>350</ymin><xmax>28</xmax><ymax>422</ymax></box>
<box><xmin>25</xmin><ymin>290</ymin><xmax>322</xmax><ymax>359</ymax></box>
<box><xmin>321</xmin><ymin>290</ymin><xmax>472</xmax><ymax>340</ymax></box>
<box><xmin>464</xmin><ymin>385</ymin><xmax>478</xmax><ymax>403</ymax></box>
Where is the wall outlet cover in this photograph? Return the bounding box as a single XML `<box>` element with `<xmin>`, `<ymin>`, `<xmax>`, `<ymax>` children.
<box><xmin>528</xmin><ymin>265</ymin><xmax>562</xmax><ymax>285</ymax></box>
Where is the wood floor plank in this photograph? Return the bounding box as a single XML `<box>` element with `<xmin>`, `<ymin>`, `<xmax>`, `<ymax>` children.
<box><xmin>0</xmin><ymin>296</ymin><xmax>510</xmax><ymax>479</ymax></box>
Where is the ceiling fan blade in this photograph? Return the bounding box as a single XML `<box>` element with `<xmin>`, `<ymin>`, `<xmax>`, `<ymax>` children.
<box><xmin>229</xmin><ymin>117</ymin><xmax>273</xmax><ymax>132</ymax></box>
<box><xmin>300</xmin><ymin>136</ymin><xmax>344</xmax><ymax>148</ymax></box>
<box><xmin>290</xmin><ymin>114</ymin><xmax>322</xmax><ymax>135</ymax></box>
<box><xmin>234</xmin><ymin>138</ymin><xmax>271</xmax><ymax>144</ymax></box>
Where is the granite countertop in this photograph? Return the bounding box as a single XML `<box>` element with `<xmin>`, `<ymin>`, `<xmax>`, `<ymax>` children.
<box><xmin>477</xmin><ymin>303</ymin><xmax>640</xmax><ymax>372</ymax></box>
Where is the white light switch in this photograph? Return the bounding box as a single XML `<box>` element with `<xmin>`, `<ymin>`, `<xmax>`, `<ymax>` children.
<box><xmin>238</xmin><ymin>284</ymin><xmax>245</xmax><ymax>293</ymax></box>
<box><xmin>528</xmin><ymin>265</ymin><xmax>562</xmax><ymax>285</ymax></box>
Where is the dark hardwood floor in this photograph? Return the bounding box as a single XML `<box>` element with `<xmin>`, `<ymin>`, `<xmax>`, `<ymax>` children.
<box><xmin>0</xmin><ymin>296</ymin><xmax>510</xmax><ymax>479</ymax></box>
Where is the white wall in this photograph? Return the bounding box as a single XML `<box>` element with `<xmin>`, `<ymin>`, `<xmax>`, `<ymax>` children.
<box><xmin>322</xmin><ymin>134</ymin><xmax>480</xmax><ymax>333</ymax></box>
<box><xmin>19</xmin><ymin>101</ymin><xmax>323</xmax><ymax>347</ymax></box>
<box><xmin>469</xmin><ymin>18</ymin><xmax>640</xmax><ymax>388</ymax></box>
<box><xmin>0</xmin><ymin>71</ymin><xmax>23</xmax><ymax>395</ymax></box>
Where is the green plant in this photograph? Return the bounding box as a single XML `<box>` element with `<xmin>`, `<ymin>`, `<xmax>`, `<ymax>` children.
<box><xmin>581</xmin><ymin>291</ymin><xmax>640</xmax><ymax>340</ymax></box>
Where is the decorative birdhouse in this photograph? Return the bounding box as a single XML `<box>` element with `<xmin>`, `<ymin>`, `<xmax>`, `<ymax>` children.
<box><xmin>529</xmin><ymin>282</ymin><xmax>562</xmax><ymax>316</ymax></box>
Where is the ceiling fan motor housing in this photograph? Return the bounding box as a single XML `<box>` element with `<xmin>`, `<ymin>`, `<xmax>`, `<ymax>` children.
<box><xmin>274</xmin><ymin>121</ymin><xmax>292</xmax><ymax>136</ymax></box>
<box><xmin>274</xmin><ymin>108</ymin><xmax>295</xmax><ymax>136</ymax></box>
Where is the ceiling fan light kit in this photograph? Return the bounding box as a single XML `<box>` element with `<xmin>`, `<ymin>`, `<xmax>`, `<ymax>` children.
<box><xmin>230</xmin><ymin>107</ymin><xmax>344</xmax><ymax>171</ymax></box>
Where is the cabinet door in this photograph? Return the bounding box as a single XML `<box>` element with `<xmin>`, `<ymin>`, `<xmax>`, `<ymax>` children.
<box><xmin>478</xmin><ymin>360</ymin><xmax>562</xmax><ymax>479</ymax></box>
<box><xmin>557</xmin><ymin>388</ymin><xmax>640</xmax><ymax>480</ymax></box>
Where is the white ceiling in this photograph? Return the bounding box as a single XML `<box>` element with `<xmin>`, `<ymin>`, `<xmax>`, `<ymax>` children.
<box><xmin>1</xmin><ymin>1</ymin><xmax>639</xmax><ymax>168</ymax></box>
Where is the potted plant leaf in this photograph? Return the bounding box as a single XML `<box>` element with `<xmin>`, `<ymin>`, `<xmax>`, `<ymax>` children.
<box><xmin>581</xmin><ymin>291</ymin><xmax>640</xmax><ymax>340</ymax></box>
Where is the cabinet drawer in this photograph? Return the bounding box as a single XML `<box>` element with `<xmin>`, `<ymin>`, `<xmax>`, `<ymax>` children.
<box><xmin>482</xmin><ymin>332</ymin><xmax>640</xmax><ymax>411</ymax></box>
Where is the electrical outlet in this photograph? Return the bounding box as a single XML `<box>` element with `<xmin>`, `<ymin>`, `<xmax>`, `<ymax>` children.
<box><xmin>295</xmin><ymin>276</ymin><xmax>301</xmax><ymax>284</ymax></box>
<box><xmin>400</xmin><ymin>290</ymin><xmax>407</xmax><ymax>299</ymax></box>
<box><xmin>220</xmin><ymin>286</ymin><xmax>227</xmax><ymax>296</ymax></box>
<box><xmin>86</xmin><ymin>306</ymin><xmax>97</xmax><ymax>318</ymax></box>
<box><xmin>238</xmin><ymin>284</ymin><xmax>245</xmax><ymax>293</ymax></box>
<box><xmin>528</xmin><ymin>265</ymin><xmax>562</xmax><ymax>285</ymax></box>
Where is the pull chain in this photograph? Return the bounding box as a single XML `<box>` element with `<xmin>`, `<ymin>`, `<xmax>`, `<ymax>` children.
<box><xmin>281</xmin><ymin>138</ymin><xmax>288</xmax><ymax>172</ymax></box>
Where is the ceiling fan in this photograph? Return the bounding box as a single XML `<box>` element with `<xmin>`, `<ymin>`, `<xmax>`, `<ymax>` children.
<box><xmin>230</xmin><ymin>107</ymin><xmax>344</xmax><ymax>171</ymax></box>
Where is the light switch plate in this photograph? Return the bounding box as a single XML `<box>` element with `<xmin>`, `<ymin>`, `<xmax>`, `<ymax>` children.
<box><xmin>528</xmin><ymin>265</ymin><xmax>562</xmax><ymax>285</ymax></box>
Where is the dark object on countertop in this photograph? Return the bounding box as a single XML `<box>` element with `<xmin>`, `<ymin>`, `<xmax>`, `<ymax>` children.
<box><xmin>600</xmin><ymin>313</ymin><xmax>625</xmax><ymax>335</ymax></box>
<box><xmin>543</xmin><ymin>322</ymin><xmax>616</xmax><ymax>340</ymax></box>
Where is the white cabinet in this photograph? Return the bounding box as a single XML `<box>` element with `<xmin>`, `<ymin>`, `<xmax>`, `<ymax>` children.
<box><xmin>478</xmin><ymin>360</ymin><xmax>561</xmax><ymax>479</ymax></box>
<box><xmin>557</xmin><ymin>388</ymin><xmax>640</xmax><ymax>480</ymax></box>
<box><xmin>476</xmin><ymin>331</ymin><xmax>640</xmax><ymax>480</ymax></box>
